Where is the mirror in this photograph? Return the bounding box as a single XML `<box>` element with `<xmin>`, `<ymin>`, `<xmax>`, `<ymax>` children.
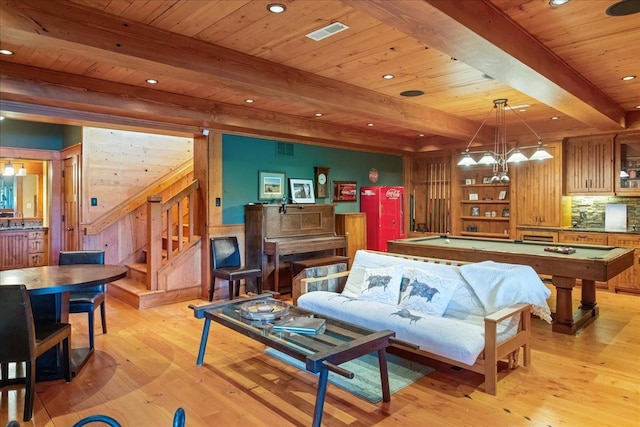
<box><xmin>0</xmin><ymin>159</ymin><xmax>46</xmax><ymax>219</ymax></box>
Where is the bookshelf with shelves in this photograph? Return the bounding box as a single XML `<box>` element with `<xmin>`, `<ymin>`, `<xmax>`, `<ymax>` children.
<box><xmin>459</xmin><ymin>180</ymin><xmax>511</xmax><ymax>239</ymax></box>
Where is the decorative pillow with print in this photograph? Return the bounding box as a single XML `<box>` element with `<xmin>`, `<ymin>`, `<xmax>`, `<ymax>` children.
<box><xmin>399</xmin><ymin>267</ymin><xmax>461</xmax><ymax>316</ymax></box>
<box><xmin>358</xmin><ymin>265</ymin><xmax>404</xmax><ymax>305</ymax></box>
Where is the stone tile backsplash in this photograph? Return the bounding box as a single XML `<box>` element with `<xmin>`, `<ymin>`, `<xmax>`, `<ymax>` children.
<box><xmin>570</xmin><ymin>196</ymin><xmax>640</xmax><ymax>228</ymax></box>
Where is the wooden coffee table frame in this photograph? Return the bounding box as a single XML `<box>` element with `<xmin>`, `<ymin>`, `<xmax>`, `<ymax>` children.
<box><xmin>190</xmin><ymin>294</ymin><xmax>395</xmax><ymax>427</ymax></box>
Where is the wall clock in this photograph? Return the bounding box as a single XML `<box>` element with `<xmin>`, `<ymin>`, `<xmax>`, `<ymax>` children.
<box><xmin>315</xmin><ymin>166</ymin><xmax>330</xmax><ymax>198</ymax></box>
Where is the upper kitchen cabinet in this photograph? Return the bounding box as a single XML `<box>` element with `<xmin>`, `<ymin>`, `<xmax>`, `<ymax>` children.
<box><xmin>564</xmin><ymin>136</ymin><xmax>613</xmax><ymax>195</ymax></box>
<box><xmin>516</xmin><ymin>142</ymin><xmax>563</xmax><ymax>227</ymax></box>
<box><xmin>614</xmin><ymin>133</ymin><xmax>640</xmax><ymax>196</ymax></box>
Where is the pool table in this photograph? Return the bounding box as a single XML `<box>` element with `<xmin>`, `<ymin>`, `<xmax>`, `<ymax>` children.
<box><xmin>387</xmin><ymin>235</ymin><xmax>635</xmax><ymax>334</ymax></box>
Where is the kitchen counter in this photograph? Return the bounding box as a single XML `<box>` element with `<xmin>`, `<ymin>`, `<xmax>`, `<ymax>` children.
<box><xmin>517</xmin><ymin>226</ymin><xmax>640</xmax><ymax>235</ymax></box>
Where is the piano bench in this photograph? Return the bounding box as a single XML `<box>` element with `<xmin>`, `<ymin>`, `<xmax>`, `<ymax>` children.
<box><xmin>290</xmin><ymin>256</ymin><xmax>350</xmax><ymax>279</ymax></box>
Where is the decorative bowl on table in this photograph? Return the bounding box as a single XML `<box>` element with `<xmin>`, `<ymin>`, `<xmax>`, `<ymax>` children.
<box><xmin>239</xmin><ymin>299</ymin><xmax>289</xmax><ymax>321</ymax></box>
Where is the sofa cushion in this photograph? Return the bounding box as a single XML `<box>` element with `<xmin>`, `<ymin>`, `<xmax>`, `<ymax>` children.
<box><xmin>297</xmin><ymin>291</ymin><xmax>518</xmax><ymax>366</ymax></box>
<box><xmin>399</xmin><ymin>267</ymin><xmax>460</xmax><ymax>316</ymax></box>
<box><xmin>358</xmin><ymin>265</ymin><xmax>403</xmax><ymax>305</ymax></box>
<box><xmin>342</xmin><ymin>250</ymin><xmax>465</xmax><ymax>297</ymax></box>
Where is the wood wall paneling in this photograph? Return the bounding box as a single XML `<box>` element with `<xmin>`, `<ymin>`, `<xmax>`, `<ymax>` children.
<box><xmin>81</xmin><ymin>128</ymin><xmax>194</xmax><ymax>223</ymax></box>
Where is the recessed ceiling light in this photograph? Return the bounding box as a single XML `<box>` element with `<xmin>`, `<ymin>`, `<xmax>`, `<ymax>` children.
<box><xmin>367</xmin><ymin>123</ymin><xmax>374</xmax><ymax>127</ymax></box>
<box><xmin>622</xmin><ymin>75</ymin><xmax>636</xmax><ymax>81</ymax></box>
<box><xmin>0</xmin><ymin>49</ymin><xmax>14</xmax><ymax>55</ymax></box>
<box><xmin>636</xmin><ymin>105</ymin><xmax>640</xmax><ymax>109</ymax></box>
<box><xmin>0</xmin><ymin>116</ymin><xmax>4</xmax><ymax>120</ymax></box>
<box><xmin>145</xmin><ymin>78</ymin><xmax>158</xmax><ymax>84</ymax></box>
<box><xmin>418</xmin><ymin>134</ymin><xmax>425</xmax><ymax>137</ymax></box>
<box><xmin>400</xmin><ymin>90</ymin><xmax>425</xmax><ymax>97</ymax></box>
<box><xmin>549</xmin><ymin>0</ymin><xmax>570</xmax><ymax>7</ymax></box>
<box><xmin>382</xmin><ymin>74</ymin><xmax>395</xmax><ymax>80</ymax></box>
<box><xmin>314</xmin><ymin>113</ymin><xmax>323</xmax><ymax>117</ymax></box>
<box><xmin>244</xmin><ymin>99</ymin><xmax>255</xmax><ymax>103</ymax></box>
<box><xmin>267</xmin><ymin>3</ymin><xmax>286</xmax><ymax>13</ymax></box>
<box><xmin>551</xmin><ymin>116</ymin><xmax>560</xmax><ymax>120</ymax></box>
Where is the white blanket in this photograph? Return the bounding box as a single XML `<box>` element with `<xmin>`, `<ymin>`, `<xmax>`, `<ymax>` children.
<box><xmin>459</xmin><ymin>261</ymin><xmax>552</xmax><ymax>323</ymax></box>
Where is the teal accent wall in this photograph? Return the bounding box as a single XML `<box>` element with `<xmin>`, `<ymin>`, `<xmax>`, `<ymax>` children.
<box><xmin>222</xmin><ymin>134</ymin><xmax>403</xmax><ymax>224</ymax></box>
<box><xmin>0</xmin><ymin>118</ymin><xmax>75</xmax><ymax>150</ymax></box>
<box><xmin>62</xmin><ymin>125</ymin><xmax>83</xmax><ymax>148</ymax></box>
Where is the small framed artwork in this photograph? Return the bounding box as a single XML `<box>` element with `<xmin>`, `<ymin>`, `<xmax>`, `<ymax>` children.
<box><xmin>468</xmin><ymin>193</ymin><xmax>479</xmax><ymax>201</ymax></box>
<box><xmin>498</xmin><ymin>190</ymin><xmax>507</xmax><ymax>200</ymax></box>
<box><xmin>258</xmin><ymin>170</ymin><xmax>286</xmax><ymax>200</ymax></box>
<box><xmin>333</xmin><ymin>181</ymin><xmax>357</xmax><ymax>202</ymax></box>
<box><xmin>471</xmin><ymin>206</ymin><xmax>480</xmax><ymax>216</ymax></box>
<box><xmin>502</xmin><ymin>208</ymin><xmax>510</xmax><ymax>217</ymax></box>
<box><xmin>483</xmin><ymin>176</ymin><xmax>492</xmax><ymax>184</ymax></box>
<box><xmin>289</xmin><ymin>178</ymin><xmax>315</xmax><ymax>203</ymax></box>
<box><xmin>465</xmin><ymin>178</ymin><xmax>473</xmax><ymax>185</ymax></box>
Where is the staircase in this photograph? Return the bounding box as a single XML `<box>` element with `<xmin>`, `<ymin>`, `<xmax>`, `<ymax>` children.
<box><xmin>81</xmin><ymin>161</ymin><xmax>204</xmax><ymax>309</ymax></box>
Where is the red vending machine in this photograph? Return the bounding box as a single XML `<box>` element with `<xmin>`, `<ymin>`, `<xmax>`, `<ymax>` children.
<box><xmin>360</xmin><ymin>186</ymin><xmax>405</xmax><ymax>251</ymax></box>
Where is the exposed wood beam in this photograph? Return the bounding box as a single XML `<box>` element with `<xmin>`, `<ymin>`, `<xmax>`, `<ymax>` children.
<box><xmin>0</xmin><ymin>0</ymin><xmax>494</xmax><ymax>143</ymax></box>
<box><xmin>0</xmin><ymin>62</ymin><xmax>416</xmax><ymax>154</ymax></box>
<box><xmin>346</xmin><ymin>0</ymin><xmax>626</xmax><ymax>131</ymax></box>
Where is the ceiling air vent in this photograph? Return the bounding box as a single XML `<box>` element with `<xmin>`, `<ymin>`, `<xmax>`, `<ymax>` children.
<box><xmin>306</xmin><ymin>22</ymin><xmax>349</xmax><ymax>41</ymax></box>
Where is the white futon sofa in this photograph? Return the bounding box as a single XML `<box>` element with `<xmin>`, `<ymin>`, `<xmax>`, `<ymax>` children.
<box><xmin>297</xmin><ymin>250</ymin><xmax>552</xmax><ymax>395</ymax></box>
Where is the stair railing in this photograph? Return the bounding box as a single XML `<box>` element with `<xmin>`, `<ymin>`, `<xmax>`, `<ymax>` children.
<box><xmin>147</xmin><ymin>180</ymin><xmax>199</xmax><ymax>290</ymax></box>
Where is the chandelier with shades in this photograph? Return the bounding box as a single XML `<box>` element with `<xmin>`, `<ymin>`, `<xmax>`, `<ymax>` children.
<box><xmin>457</xmin><ymin>99</ymin><xmax>552</xmax><ymax>183</ymax></box>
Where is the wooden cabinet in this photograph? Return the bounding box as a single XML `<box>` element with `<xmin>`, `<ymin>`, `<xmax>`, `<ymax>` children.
<box><xmin>0</xmin><ymin>229</ymin><xmax>48</xmax><ymax>270</ymax></box>
<box><xmin>516</xmin><ymin>229</ymin><xmax>558</xmax><ymax>242</ymax></box>
<box><xmin>28</xmin><ymin>230</ymin><xmax>48</xmax><ymax>267</ymax></box>
<box><xmin>614</xmin><ymin>133</ymin><xmax>640</xmax><ymax>195</ymax></box>
<box><xmin>558</xmin><ymin>231</ymin><xmax>608</xmax><ymax>246</ymax></box>
<box><xmin>565</xmin><ymin>136</ymin><xmax>613</xmax><ymax>194</ymax></box>
<box><xmin>607</xmin><ymin>234</ymin><xmax>640</xmax><ymax>294</ymax></box>
<box><xmin>0</xmin><ymin>231</ymin><xmax>29</xmax><ymax>270</ymax></box>
<box><xmin>459</xmin><ymin>174</ymin><xmax>511</xmax><ymax>239</ymax></box>
<box><xmin>335</xmin><ymin>213</ymin><xmax>367</xmax><ymax>268</ymax></box>
<box><xmin>516</xmin><ymin>142</ymin><xmax>563</xmax><ymax>227</ymax></box>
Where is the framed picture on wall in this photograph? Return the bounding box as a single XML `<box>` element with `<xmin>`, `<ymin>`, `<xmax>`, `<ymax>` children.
<box><xmin>289</xmin><ymin>178</ymin><xmax>315</xmax><ymax>203</ymax></box>
<box><xmin>258</xmin><ymin>170</ymin><xmax>286</xmax><ymax>200</ymax></box>
<box><xmin>333</xmin><ymin>181</ymin><xmax>357</xmax><ymax>202</ymax></box>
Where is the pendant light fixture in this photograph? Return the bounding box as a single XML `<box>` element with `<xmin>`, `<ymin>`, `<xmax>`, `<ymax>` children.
<box><xmin>3</xmin><ymin>160</ymin><xmax>15</xmax><ymax>176</ymax></box>
<box><xmin>17</xmin><ymin>163</ymin><xmax>27</xmax><ymax>176</ymax></box>
<box><xmin>457</xmin><ymin>99</ymin><xmax>552</xmax><ymax>182</ymax></box>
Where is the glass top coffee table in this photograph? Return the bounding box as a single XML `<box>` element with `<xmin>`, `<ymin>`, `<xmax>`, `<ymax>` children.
<box><xmin>190</xmin><ymin>294</ymin><xmax>395</xmax><ymax>427</ymax></box>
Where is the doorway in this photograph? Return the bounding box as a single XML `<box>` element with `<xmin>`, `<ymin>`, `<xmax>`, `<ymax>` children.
<box><xmin>62</xmin><ymin>156</ymin><xmax>80</xmax><ymax>251</ymax></box>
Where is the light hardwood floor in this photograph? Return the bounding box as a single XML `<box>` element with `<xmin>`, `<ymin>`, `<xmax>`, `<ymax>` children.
<box><xmin>2</xmin><ymin>285</ymin><xmax>639</xmax><ymax>427</ymax></box>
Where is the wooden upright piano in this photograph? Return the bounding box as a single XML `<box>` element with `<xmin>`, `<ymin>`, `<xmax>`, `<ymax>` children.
<box><xmin>245</xmin><ymin>203</ymin><xmax>347</xmax><ymax>293</ymax></box>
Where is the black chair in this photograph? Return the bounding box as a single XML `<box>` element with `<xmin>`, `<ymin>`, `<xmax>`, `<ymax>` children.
<box><xmin>71</xmin><ymin>407</ymin><xmax>185</xmax><ymax>427</ymax></box>
<box><xmin>59</xmin><ymin>251</ymin><xmax>107</xmax><ymax>350</ymax></box>
<box><xmin>210</xmin><ymin>237</ymin><xmax>262</xmax><ymax>301</ymax></box>
<box><xmin>0</xmin><ymin>285</ymin><xmax>71</xmax><ymax>421</ymax></box>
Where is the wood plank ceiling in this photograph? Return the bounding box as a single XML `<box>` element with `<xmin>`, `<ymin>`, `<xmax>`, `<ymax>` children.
<box><xmin>0</xmin><ymin>0</ymin><xmax>638</xmax><ymax>154</ymax></box>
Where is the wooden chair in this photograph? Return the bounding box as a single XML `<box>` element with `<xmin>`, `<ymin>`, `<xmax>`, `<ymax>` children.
<box><xmin>58</xmin><ymin>251</ymin><xmax>107</xmax><ymax>350</ymax></box>
<box><xmin>210</xmin><ymin>237</ymin><xmax>262</xmax><ymax>301</ymax></box>
<box><xmin>0</xmin><ymin>285</ymin><xmax>71</xmax><ymax>421</ymax></box>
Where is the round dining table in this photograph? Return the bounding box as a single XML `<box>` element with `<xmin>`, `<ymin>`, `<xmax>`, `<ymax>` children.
<box><xmin>0</xmin><ymin>264</ymin><xmax>127</xmax><ymax>380</ymax></box>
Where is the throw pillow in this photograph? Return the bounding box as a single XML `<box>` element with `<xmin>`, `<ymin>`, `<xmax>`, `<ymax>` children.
<box><xmin>358</xmin><ymin>265</ymin><xmax>403</xmax><ymax>305</ymax></box>
<box><xmin>399</xmin><ymin>267</ymin><xmax>460</xmax><ymax>316</ymax></box>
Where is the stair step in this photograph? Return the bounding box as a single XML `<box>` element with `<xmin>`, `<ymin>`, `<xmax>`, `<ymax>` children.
<box><xmin>124</xmin><ymin>262</ymin><xmax>146</xmax><ymax>283</ymax></box>
<box><xmin>109</xmin><ymin>277</ymin><xmax>147</xmax><ymax>293</ymax></box>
